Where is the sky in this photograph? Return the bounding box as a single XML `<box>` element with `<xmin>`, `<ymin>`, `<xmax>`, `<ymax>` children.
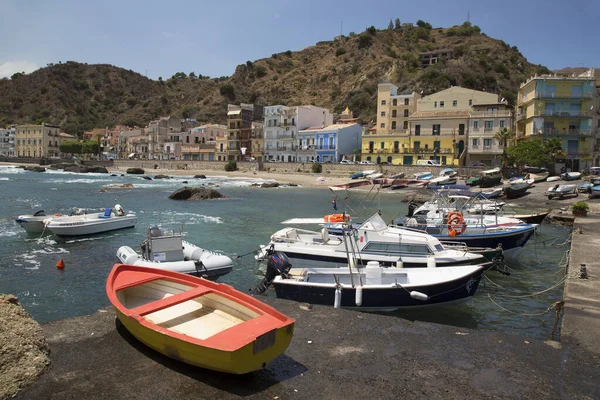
<box><xmin>1</xmin><ymin>0</ymin><xmax>599</xmax><ymax>80</ymax></box>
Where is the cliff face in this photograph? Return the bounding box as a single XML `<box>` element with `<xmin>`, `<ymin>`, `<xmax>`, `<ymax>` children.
<box><xmin>0</xmin><ymin>23</ymin><xmax>548</xmax><ymax>134</ymax></box>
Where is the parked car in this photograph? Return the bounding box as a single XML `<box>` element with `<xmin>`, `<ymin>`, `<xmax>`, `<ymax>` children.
<box><xmin>359</xmin><ymin>160</ymin><xmax>374</xmax><ymax>165</ymax></box>
<box><xmin>340</xmin><ymin>160</ymin><xmax>355</xmax><ymax>165</ymax></box>
<box><xmin>472</xmin><ymin>162</ymin><xmax>486</xmax><ymax>167</ymax></box>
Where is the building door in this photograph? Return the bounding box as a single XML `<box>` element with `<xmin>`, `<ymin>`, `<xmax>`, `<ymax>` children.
<box><xmin>376</xmin><ymin>156</ymin><xmax>381</xmax><ymax>164</ymax></box>
<box><xmin>458</xmin><ymin>140</ymin><xmax>465</xmax><ymax>156</ymax></box>
<box><xmin>403</xmin><ymin>155</ymin><xmax>413</xmax><ymax>165</ymax></box>
<box><xmin>567</xmin><ymin>140</ymin><xmax>578</xmax><ymax>155</ymax></box>
<box><xmin>369</xmin><ymin>141</ymin><xmax>374</xmax><ymax>153</ymax></box>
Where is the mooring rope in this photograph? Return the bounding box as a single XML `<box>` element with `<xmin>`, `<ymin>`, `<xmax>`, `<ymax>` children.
<box><xmin>487</xmin><ymin>293</ymin><xmax>564</xmax><ymax>317</ymax></box>
<box><xmin>484</xmin><ymin>275</ymin><xmax>568</xmax><ymax>299</ymax></box>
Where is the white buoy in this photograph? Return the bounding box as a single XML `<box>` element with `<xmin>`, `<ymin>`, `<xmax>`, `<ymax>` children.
<box><xmin>334</xmin><ymin>287</ymin><xmax>342</xmax><ymax>308</ymax></box>
<box><xmin>410</xmin><ymin>291</ymin><xmax>429</xmax><ymax>301</ymax></box>
<box><xmin>355</xmin><ymin>286</ymin><xmax>363</xmax><ymax>306</ymax></box>
<box><xmin>427</xmin><ymin>255</ymin><xmax>436</xmax><ymax>268</ymax></box>
<box><xmin>396</xmin><ymin>260</ymin><xmax>404</xmax><ymax>268</ymax></box>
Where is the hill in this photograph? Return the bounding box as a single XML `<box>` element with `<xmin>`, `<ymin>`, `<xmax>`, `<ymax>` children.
<box><xmin>0</xmin><ymin>22</ymin><xmax>550</xmax><ymax>135</ymax></box>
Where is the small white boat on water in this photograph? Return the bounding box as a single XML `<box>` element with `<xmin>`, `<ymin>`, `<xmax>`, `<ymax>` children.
<box><xmin>15</xmin><ymin>211</ymin><xmax>59</xmax><ymax>234</ymax></box>
<box><xmin>45</xmin><ymin>204</ymin><xmax>137</xmax><ymax>236</ymax></box>
<box><xmin>116</xmin><ymin>226</ymin><xmax>233</xmax><ymax>279</ymax></box>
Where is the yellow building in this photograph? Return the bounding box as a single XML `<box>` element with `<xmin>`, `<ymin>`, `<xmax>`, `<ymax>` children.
<box><xmin>15</xmin><ymin>123</ymin><xmax>61</xmax><ymax>158</ymax></box>
<box><xmin>250</xmin><ymin>121</ymin><xmax>264</xmax><ymax>161</ymax></box>
<box><xmin>516</xmin><ymin>70</ymin><xmax>595</xmax><ymax>172</ymax></box>
<box><xmin>407</xmin><ymin>87</ymin><xmax>500</xmax><ymax>166</ymax></box>
<box><xmin>361</xmin><ymin>84</ymin><xmax>419</xmax><ymax>164</ymax></box>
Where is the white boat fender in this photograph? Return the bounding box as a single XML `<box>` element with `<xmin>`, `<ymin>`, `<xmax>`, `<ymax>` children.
<box><xmin>396</xmin><ymin>260</ymin><xmax>404</xmax><ymax>268</ymax></box>
<box><xmin>355</xmin><ymin>285</ymin><xmax>363</xmax><ymax>307</ymax></box>
<box><xmin>410</xmin><ymin>291</ymin><xmax>429</xmax><ymax>301</ymax></box>
<box><xmin>334</xmin><ymin>287</ymin><xmax>342</xmax><ymax>309</ymax></box>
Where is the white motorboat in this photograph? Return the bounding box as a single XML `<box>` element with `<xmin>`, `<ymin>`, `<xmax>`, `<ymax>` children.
<box><xmin>365</xmin><ymin>172</ymin><xmax>383</xmax><ymax>180</ymax></box>
<box><xmin>561</xmin><ymin>172</ymin><xmax>581</xmax><ymax>181</ymax></box>
<box><xmin>116</xmin><ymin>226</ymin><xmax>233</xmax><ymax>279</ymax></box>
<box><xmin>256</xmin><ymin>213</ymin><xmax>485</xmax><ymax>269</ymax></box>
<box><xmin>15</xmin><ymin>211</ymin><xmax>59</xmax><ymax>234</ymax></box>
<box><xmin>45</xmin><ymin>204</ymin><xmax>137</xmax><ymax>236</ymax></box>
<box><xmin>413</xmin><ymin>171</ymin><xmax>434</xmax><ymax>181</ymax></box>
<box><xmin>256</xmin><ymin>253</ymin><xmax>485</xmax><ymax>311</ymax></box>
<box><xmin>439</xmin><ymin>168</ymin><xmax>458</xmax><ymax>178</ymax></box>
<box><xmin>428</xmin><ymin>175</ymin><xmax>457</xmax><ymax>186</ymax></box>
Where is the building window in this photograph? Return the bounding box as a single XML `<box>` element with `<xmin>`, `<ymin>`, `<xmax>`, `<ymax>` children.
<box><xmin>415</xmin><ymin>125</ymin><xmax>421</xmax><ymax>136</ymax></box>
<box><xmin>434</xmin><ymin>101</ymin><xmax>437</xmax><ymax>108</ymax></box>
<box><xmin>473</xmin><ymin>121</ymin><xmax>479</xmax><ymax>129</ymax></box>
<box><xmin>453</xmin><ymin>100</ymin><xmax>457</xmax><ymax>107</ymax></box>
<box><xmin>484</xmin><ymin>139</ymin><xmax>492</xmax><ymax>148</ymax></box>
<box><xmin>380</xmin><ymin>123</ymin><xmax>385</xmax><ymax>128</ymax></box>
<box><xmin>469</xmin><ymin>99</ymin><xmax>473</xmax><ymax>106</ymax></box>
<box><xmin>405</xmin><ymin>98</ymin><xmax>409</xmax><ymax>105</ymax></box>
<box><xmin>472</xmin><ymin>138</ymin><xmax>478</xmax><ymax>146</ymax></box>
<box><xmin>392</xmin><ymin>110</ymin><xmax>397</xmax><ymax>118</ymax></box>
<box><xmin>484</xmin><ymin>121</ymin><xmax>494</xmax><ymax>131</ymax></box>
<box><xmin>391</xmin><ymin>121</ymin><xmax>397</xmax><ymax>129</ymax></box>
<box><xmin>403</xmin><ymin>121</ymin><xmax>408</xmax><ymax>129</ymax></box>
<box><xmin>392</xmin><ymin>99</ymin><xmax>397</xmax><ymax>106</ymax></box>
<box><xmin>381</xmin><ymin>100</ymin><xmax>386</xmax><ymax>106</ymax></box>
<box><xmin>404</xmin><ymin>110</ymin><xmax>409</xmax><ymax>117</ymax></box>
<box><xmin>499</xmin><ymin>120</ymin><xmax>505</xmax><ymax>128</ymax></box>
<box><xmin>380</xmin><ymin>142</ymin><xmax>385</xmax><ymax>149</ymax></box>
<box><xmin>381</xmin><ymin>111</ymin><xmax>386</xmax><ymax>117</ymax></box>
<box><xmin>432</xmin><ymin>124</ymin><xmax>440</xmax><ymax>135</ymax></box>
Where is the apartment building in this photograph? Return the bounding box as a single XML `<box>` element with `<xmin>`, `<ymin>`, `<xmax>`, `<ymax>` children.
<box><xmin>467</xmin><ymin>102</ymin><xmax>513</xmax><ymax>166</ymax></box>
<box><xmin>15</xmin><ymin>123</ymin><xmax>61</xmax><ymax>158</ymax></box>
<box><xmin>407</xmin><ymin>87</ymin><xmax>499</xmax><ymax>166</ymax></box>
<box><xmin>298</xmin><ymin>123</ymin><xmax>362</xmax><ymax>163</ymax></box>
<box><xmin>264</xmin><ymin>105</ymin><xmax>332</xmax><ymax>162</ymax></box>
<box><xmin>516</xmin><ymin>70</ymin><xmax>595</xmax><ymax>172</ymax></box>
<box><xmin>250</xmin><ymin>121</ymin><xmax>264</xmax><ymax>161</ymax></box>
<box><xmin>363</xmin><ymin>84</ymin><xmax>419</xmax><ymax>164</ymax></box>
<box><xmin>0</xmin><ymin>127</ymin><xmax>15</xmax><ymax>157</ymax></box>
<box><xmin>146</xmin><ymin>116</ymin><xmax>182</xmax><ymax>160</ymax></box>
<box><xmin>222</xmin><ymin>104</ymin><xmax>254</xmax><ymax>161</ymax></box>
<box><xmin>181</xmin><ymin>124</ymin><xmax>226</xmax><ymax>161</ymax></box>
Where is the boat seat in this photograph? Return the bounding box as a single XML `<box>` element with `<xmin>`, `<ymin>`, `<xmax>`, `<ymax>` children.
<box><xmin>128</xmin><ymin>286</ymin><xmax>211</xmax><ymax>316</ymax></box>
<box><xmin>98</xmin><ymin>208</ymin><xmax>112</xmax><ymax>219</ymax></box>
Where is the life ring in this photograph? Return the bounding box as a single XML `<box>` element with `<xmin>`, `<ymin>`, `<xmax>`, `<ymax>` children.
<box><xmin>54</xmin><ymin>214</ymin><xmax>62</xmax><ymax>217</ymax></box>
<box><xmin>447</xmin><ymin>212</ymin><xmax>466</xmax><ymax>236</ymax></box>
<box><xmin>324</xmin><ymin>214</ymin><xmax>350</xmax><ymax>223</ymax></box>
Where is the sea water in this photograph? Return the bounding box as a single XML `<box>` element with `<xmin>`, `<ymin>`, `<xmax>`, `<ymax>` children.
<box><xmin>0</xmin><ymin>165</ymin><xmax>571</xmax><ymax>338</ymax></box>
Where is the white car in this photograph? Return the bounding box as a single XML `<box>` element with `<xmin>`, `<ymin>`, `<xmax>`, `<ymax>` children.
<box><xmin>340</xmin><ymin>160</ymin><xmax>355</xmax><ymax>165</ymax></box>
<box><xmin>359</xmin><ymin>160</ymin><xmax>374</xmax><ymax>165</ymax></box>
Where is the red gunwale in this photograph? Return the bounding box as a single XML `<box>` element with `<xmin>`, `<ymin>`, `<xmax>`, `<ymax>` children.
<box><xmin>106</xmin><ymin>264</ymin><xmax>294</xmax><ymax>352</ymax></box>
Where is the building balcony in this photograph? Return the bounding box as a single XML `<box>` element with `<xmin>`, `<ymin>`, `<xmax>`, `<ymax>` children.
<box><xmin>470</xmin><ymin>144</ymin><xmax>503</xmax><ymax>153</ymax></box>
<box><xmin>404</xmin><ymin>147</ymin><xmax>453</xmax><ymax>154</ymax></box>
<box><xmin>516</xmin><ymin>113</ymin><xmax>527</xmax><ymax>121</ymax></box>
<box><xmin>542</xmin><ymin>128</ymin><xmax>592</xmax><ymax>136</ymax></box>
<box><xmin>540</xmin><ymin>111</ymin><xmax>592</xmax><ymax>118</ymax></box>
<box><xmin>536</xmin><ymin>92</ymin><xmax>593</xmax><ymax>100</ymax></box>
<box><xmin>276</xmin><ymin>134</ymin><xmax>295</xmax><ymax>139</ymax></box>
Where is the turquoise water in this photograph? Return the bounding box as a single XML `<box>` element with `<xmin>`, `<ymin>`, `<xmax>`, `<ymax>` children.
<box><xmin>0</xmin><ymin>165</ymin><xmax>571</xmax><ymax>339</ymax></box>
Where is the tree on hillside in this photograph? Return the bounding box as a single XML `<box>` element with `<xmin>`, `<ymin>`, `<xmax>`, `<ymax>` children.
<box><xmin>388</xmin><ymin>20</ymin><xmax>394</xmax><ymax>30</ymax></box>
<box><xmin>394</xmin><ymin>18</ymin><xmax>401</xmax><ymax>30</ymax></box>
<box><xmin>544</xmin><ymin>137</ymin><xmax>565</xmax><ymax>168</ymax></box>
<box><xmin>506</xmin><ymin>139</ymin><xmax>550</xmax><ymax>167</ymax></box>
<box><xmin>189</xmin><ymin>72</ymin><xmax>196</xmax><ymax>79</ymax></box>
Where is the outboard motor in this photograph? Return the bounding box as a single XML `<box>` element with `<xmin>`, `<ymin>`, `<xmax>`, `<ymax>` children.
<box><xmin>407</xmin><ymin>203</ymin><xmax>419</xmax><ymax>218</ymax></box>
<box><xmin>148</xmin><ymin>226</ymin><xmax>163</xmax><ymax>237</ymax></box>
<box><xmin>114</xmin><ymin>204</ymin><xmax>125</xmax><ymax>216</ymax></box>
<box><xmin>254</xmin><ymin>252</ymin><xmax>292</xmax><ymax>294</ymax></box>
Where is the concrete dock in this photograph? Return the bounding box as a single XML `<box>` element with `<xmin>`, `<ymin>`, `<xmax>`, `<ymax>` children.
<box><xmin>561</xmin><ymin>214</ymin><xmax>600</xmax><ymax>357</ymax></box>
<box><xmin>16</xmin><ymin>296</ymin><xmax>600</xmax><ymax>399</ymax></box>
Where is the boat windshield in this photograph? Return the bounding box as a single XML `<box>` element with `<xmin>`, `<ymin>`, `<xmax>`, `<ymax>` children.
<box><xmin>358</xmin><ymin>213</ymin><xmax>388</xmax><ymax>231</ymax></box>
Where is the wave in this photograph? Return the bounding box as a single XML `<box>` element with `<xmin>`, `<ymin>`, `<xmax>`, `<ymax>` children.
<box><xmin>0</xmin><ymin>177</ymin><xmax>8</xmax><ymax>181</ymax></box>
<box><xmin>147</xmin><ymin>210</ymin><xmax>223</xmax><ymax>225</ymax></box>
<box><xmin>0</xmin><ymin>165</ymin><xmax>25</xmax><ymax>174</ymax></box>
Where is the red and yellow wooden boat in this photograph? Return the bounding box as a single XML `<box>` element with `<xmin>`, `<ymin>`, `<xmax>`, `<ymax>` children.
<box><xmin>106</xmin><ymin>264</ymin><xmax>295</xmax><ymax>374</ymax></box>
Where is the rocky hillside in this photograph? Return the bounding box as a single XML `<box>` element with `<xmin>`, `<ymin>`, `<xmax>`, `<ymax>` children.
<box><xmin>0</xmin><ymin>22</ymin><xmax>550</xmax><ymax>135</ymax></box>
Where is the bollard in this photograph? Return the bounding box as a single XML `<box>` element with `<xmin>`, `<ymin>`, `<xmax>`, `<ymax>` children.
<box><xmin>579</xmin><ymin>264</ymin><xmax>588</xmax><ymax>279</ymax></box>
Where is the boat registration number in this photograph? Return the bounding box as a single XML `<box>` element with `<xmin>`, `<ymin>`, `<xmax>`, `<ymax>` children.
<box><xmin>253</xmin><ymin>329</ymin><xmax>276</xmax><ymax>354</ymax></box>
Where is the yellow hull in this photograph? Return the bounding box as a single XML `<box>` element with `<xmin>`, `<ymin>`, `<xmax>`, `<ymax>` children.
<box><xmin>116</xmin><ymin>309</ymin><xmax>294</xmax><ymax>374</ymax></box>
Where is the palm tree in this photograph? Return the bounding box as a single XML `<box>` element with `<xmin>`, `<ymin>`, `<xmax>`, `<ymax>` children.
<box><xmin>494</xmin><ymin>127</ymin><xmax>514</xmax><ymax>166</ymax></box>
<box><xmin>544</xmin><ymin>137</ymin><xmax>565</xmax><ymax>172</ymax></box>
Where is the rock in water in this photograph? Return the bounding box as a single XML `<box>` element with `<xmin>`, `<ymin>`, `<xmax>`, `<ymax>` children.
<box><xmin>23</xmin><ymin>166</ymin><xmax>46</xmax><ymax>173</ymax></box>
<box><xmin>261</xmin><ymin>182</ymin><xmax>279</xmax><ymax>188</ymax></box>
<box><xmin>154</xmin><ymin>174</ymin><xmax>170</xmax><ymax>179</ymax></box>
<box><xmin>126</xmin><ymin>167</ymin><xmax>145</xmax><ymax>174</ymax></box>
<box><xmin>0</xmin><ymin>294</ymin><xmax>49</xmax><ymax>399</ymax></box>
<box><xmin>62</xmin><ymin>165</ymin><xmax>108</xmax><ymax>173</ymax></box>
<box><xmin>169</xmin><ymin>187</ymin><xmax>225</xmax><ymax>200</ymax></box>
<box><xmin>194</xmin><ymin>174</ymin><xmax>207</xmax><ymax>179</ymax></box>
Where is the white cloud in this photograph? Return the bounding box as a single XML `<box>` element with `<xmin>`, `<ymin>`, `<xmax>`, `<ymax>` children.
<box><xmin>0</xmin><ymin>61</ymin><xmax>39</xmax><ymax>79</ymax></box>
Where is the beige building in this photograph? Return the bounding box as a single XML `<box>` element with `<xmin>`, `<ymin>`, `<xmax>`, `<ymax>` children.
<box><xmin>467</xmin><ymin>102</ymin><xmax>513</xmax><ymax>166</ymax></box>
<box><xmin>407</xmin><ymin>87</ymin><xmax>500</xmax><ymax>166</ymax></box>
<box><xmin>15</xmin><ymin>123</ymin><xmax>61</xmax><ymax>158</ymax></box>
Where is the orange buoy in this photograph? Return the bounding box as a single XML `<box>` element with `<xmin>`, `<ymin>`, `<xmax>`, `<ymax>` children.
<box><xmin>56</xmin><ymin>259</ymin><xmax>65</xmax><ymax>269</ymax></box>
